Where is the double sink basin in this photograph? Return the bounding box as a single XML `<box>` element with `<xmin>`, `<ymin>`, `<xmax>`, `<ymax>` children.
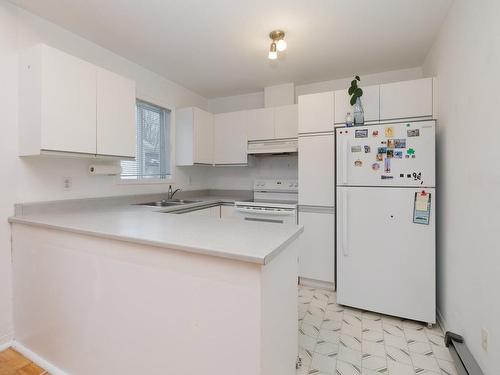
<box><xmin>137</xmin><ymin>199</ymin><xmax>201</xmax><ymax>207</ymax></box>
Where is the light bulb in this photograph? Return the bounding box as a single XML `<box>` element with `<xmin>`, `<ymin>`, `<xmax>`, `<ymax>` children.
<box><xmin>268</xmin><ymin>42</ymin><xmax>277</xmax><ymax>60</ymax></box>
<box><xmin>276</xmin><ymin>39</ymin><xmax>287</xmax><ymax>52</ymax></box>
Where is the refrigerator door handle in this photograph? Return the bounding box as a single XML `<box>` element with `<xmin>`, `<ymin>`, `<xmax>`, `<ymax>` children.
<box><xmin>342</xmin><ymin>190</ymin><xmax>349</xmax><ymax>256</ymax></box>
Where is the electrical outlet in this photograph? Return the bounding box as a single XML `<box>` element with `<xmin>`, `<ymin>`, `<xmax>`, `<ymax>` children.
<box><xmin>62</xmin><ymin>176</ymin><xmax>72</xmax><ymax>191</ymax></box>
<box><xmin>481</xmin><ymin>328</ymin><xmax>488</xmax><ymax>351</ymax></box>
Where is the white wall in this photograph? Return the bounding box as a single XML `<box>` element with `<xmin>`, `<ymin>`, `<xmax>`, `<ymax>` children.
<box><xmin>0</xmin><ymin>0</ymin><xmax>209</xmax><ymax>347</ymax></box>
<box><xmin>423</xmin><ymin>1</ymin><xmax>500</xmax><ymax>374</ymax></box>
<box><xmin>208</xmin><ymin>91</ymin><xmax>265</xmax><ymax>114</ymax></box>
<box><xmin>207</xmin><ymin>155</ymin><xmax>298</xmax><ymax>190</ymax></box>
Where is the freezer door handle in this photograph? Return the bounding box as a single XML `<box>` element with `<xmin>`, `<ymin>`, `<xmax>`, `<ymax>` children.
<box><xmin>341</xmin><ymin>138</ymin><xmax>348</xmax><ymax>184</ymax></box>
<box><xmin>342</xmin><ymin>190</ymin><xmax>349</xmax><ymax>256</ymax></box>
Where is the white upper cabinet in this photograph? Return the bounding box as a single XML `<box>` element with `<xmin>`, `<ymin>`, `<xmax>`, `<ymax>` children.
<box><xmin>96</xmin><ymin>67</ymin><xmax>136</xmax><ymax>157</ymax></box>
<box><xmin>214</xmin><ymin>111</ymin><xmax>247</xmax><ymax>165</ymax></box>
<box><xmin>298</xmin><ymin>134</ymin><xmax>335</xmax><ymax>207</ymax></box>
<box><xmin>379</xmin><ymin>78</ymin><xmax>433</xmax><ymax>120</ymax></box>
<box><xmin>18</xmin><ymin>44</ymin><xmax>136</xmax><ymax>158</ymax></box>
<box><xmin>246</xmin><ymin>108</ymin><xmax>275</xmax><ymax>141</ymax></box>
<box><xmin>176</xmin><ymin>107</ymin><xmax>213</xmax><ymax>166</ymax></box>
<box><xmin>19</xmin><ymin>44</ymin><xmax>96</xmax><ymax>155</ymax></box>
<box><xmin>334</xmin><ymin>85</ymin><xmax>380</xmax><ymax>124</ymax></box>
<box><xmin>194</xmin><ymin>108</ymin><xmax>214</xmax><ymax>164</ymax></box>
<box><xmin>298</xmin><ymin>91</ymin><xmax>335</xmax><ymax>134</ymax></box>
<box><xmin>274</xmin><ymin>104</ymin><xmax>298</xmax><ymax>139</ymax></box>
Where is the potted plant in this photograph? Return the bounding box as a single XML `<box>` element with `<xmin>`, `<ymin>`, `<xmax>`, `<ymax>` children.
<box><xmin>348</xmin><ymin>75</ymin><xmax>364</xmax><ymax>125</ymax></box>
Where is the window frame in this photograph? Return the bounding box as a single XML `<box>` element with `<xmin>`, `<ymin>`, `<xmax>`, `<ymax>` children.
<box><xmin>117</xmin><ymin>96</ymin><xmax>175</xmax><ymax>185</ymax></box>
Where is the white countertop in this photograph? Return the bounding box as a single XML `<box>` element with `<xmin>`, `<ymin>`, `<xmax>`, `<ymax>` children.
<box><xmin>9</xmin><ymin>196</ymin><xmax>303</xmax><ymax>265</ymax></box>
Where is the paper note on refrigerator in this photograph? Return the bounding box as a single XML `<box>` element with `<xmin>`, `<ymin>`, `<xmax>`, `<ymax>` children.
<box><xmin>413</xmin><ymin>192</ymin><xmax>431</xmax><ymax>225</ymax></box>
<box><xmin>415</xmin><ymin>195</ymin><xmax>429</xmax><ymax>211</ymax></box>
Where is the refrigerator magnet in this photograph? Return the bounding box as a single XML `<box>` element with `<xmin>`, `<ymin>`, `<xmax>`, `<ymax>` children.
<box><xmin>407</xmin><ymin>129</ymin><xmax>420</xmax><ymax>137</ymax></box>
<box><xmin>406</xmin><ymin>148</ymin><xmax>415</xmax><ymax>156</ymax></box>
<box><xmin>377</xmin><ymin>147</ymin><xmax>387</xmax><ymax>154</ymax></box>
<box><xmin>351</xmin><ymin>145</ymin><xmax>362</xmax><ymax>153</ymax></box>
<box><xmin>394</xmin><ymin>139</ymin><xmax>407</xmax><ymax>148</ymax></box>
<box><xmin>413</xmin><ymin>192</ymin><xmax>431</xmax><ymax>225</ymax></box>
<box><xmin>354</xmin><ymin>160</ymin><xmax>363</xmax><ymax>167</ymax></box>
<box><xmin>386</xmin><ymin>150</ymin><xmax>394</xmax><ymax>158</ymax></box>
<box><xmin>376</xmin><ymin>153</ymin><xmax>384</xmax><ymax>161</ymax></box>
<box><xmin>372</xmin><ymin>163</ymin><xmax>380</xmax><ymax>171</ymax></box>
<box><xmin>394</xmin><ymin>150</ymin><xmax>403</xmax><ymax>158</ymax></box>
<box><xmin>385</xmin><ymin>127</ymin><xmax>394</xmax><ymax>137</ymax></box>
<box><xmin>384</xmin><ymin>158</ymin><xmax>391</xmax><ymax>173</ymax></box>
<box><xmin>381</xmin><ymin>175</ymin><xmax>393</xmax><ymax>179</ymax></box>
<box><xmin>364</xmin><ymin>145</ymin><xmax>371</xmax><ymax>153</ymax></box>
<box><xmin>387</xmin><ymin>139</ymin><xmax>395</xmax><ymax>148</ymax></box>
<box><xmin>372</xmin><ymin>130</ymin><xmax>379</xmax><ymax>137</ymax></box>
<box><xmin>355</xmin><ymin>129</ymin><xmax>368</xmax><ymax>138</ymax></box>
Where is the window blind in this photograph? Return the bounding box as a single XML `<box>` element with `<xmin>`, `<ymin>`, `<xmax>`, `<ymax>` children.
<box><xmin>121</xmin><ymin>100</ymin><xmax>171</xmax><ymax>179</ymax></box>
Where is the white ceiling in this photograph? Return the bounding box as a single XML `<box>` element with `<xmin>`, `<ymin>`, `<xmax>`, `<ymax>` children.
<box><xmin>10</xmin><ymin>0</ymin><xmax>452</xmax><ymax>98</ymax></box>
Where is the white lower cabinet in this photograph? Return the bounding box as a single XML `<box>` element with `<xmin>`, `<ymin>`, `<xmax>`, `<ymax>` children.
<box><xmin>183</xmin><ymin>206</ymin><xmax>221</xmax><ymax>218</ymax></box>
<box><xmin>220</xmin><ymin>205</ymin><xmax>235</xmax><ymax>219</ymax></box>
<box><xmin>298</xmin><ymin>210</ymin><xmax>335</xmax><ymax>284</ymax></box>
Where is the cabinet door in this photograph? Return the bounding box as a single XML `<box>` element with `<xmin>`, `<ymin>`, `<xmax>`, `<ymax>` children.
<box><xmin>298</xmin><ymin>211</ymin><xmax>335</xmax><ymax>283</ymax></box>
<box><xmin>246</xmin><ymin>108</ymin><xmax>274</xmax><ymax>141</ymax></box>
<box><xmin>41</xmin><ymin>46</ymin><xmax>96</xmax><ymax>154</ymax></box>
<box><xmin>214</xmin><ymin>111</ymin><xmax>247</xmax><ymax>165</ymax></box>
<box><xmin>298</xmin><ymin>92</ymin><xmax>334</xmax><ymax>134</ymax></box>
<box><xmin>96</xmin><ymin>68</ymin><xmax>136</xmax><ymax>157</ymax></box>
<box><xmin>298</xmin><ymin>134</ymin><xmax>335</xmax><ymax>206</ymax></box>
<box><xmin>220</xmin><ymin>205</ymin><xmax>235</xmax><ymax>219</ymax></box>
<box><xmin>274</xmin><ymin>104</ymin><xmax>298</xmax><ymax>139</ymax></box>
<box><xmin>334</xmin><ymin>85</ymin><xmax>380</xmax><ymax>124</ymax></box>
<box><xmin>183</xmin><ymin>206</ymin><xmax>220</xmax><ymax>218</ymax></box>
<box><xmin>380</xmin><ymin>78</ymin><xmax>433</xmax><ymax>120</ymax></box>
<box><xmin>193</xmin><ymin>108</ymin><xmax>214</xmax><ymax>165</ymax></box>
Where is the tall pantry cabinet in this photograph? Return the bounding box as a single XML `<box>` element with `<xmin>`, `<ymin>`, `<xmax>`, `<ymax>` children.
<box><xmin>297</xmin><ymin>92</ymin><xmax>336</xmax><ymax>287</ymax></box>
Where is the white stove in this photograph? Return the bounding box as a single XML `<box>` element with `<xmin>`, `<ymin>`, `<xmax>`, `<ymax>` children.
<box><xmin>234</xmin><ymin>179</ymin><xmax>298</xmax><ymax>224</ymax></box>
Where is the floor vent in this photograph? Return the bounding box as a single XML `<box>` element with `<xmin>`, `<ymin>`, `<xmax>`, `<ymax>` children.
<box><xmin>445</xmin><ymin>332</ymin><xmax>484</xmax><ymax>375</ymax></box>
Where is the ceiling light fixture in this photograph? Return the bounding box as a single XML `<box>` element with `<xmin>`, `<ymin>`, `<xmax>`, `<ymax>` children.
<box><xmin>268</xmin><ymin>30</ymin><xmax>286</xmax><ymax>60</ymax></box>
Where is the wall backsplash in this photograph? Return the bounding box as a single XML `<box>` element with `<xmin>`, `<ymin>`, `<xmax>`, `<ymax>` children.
<box><xmin>206</xmin><ymin>155</ymin><xmax>298</xmax><ymax>190</ymax></box>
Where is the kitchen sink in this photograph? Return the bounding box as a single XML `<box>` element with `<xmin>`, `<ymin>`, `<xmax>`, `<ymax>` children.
<box><xmin>136</xmin><ymin>199</ymin><xmax>200</xmax><ymax>207</ymax></box>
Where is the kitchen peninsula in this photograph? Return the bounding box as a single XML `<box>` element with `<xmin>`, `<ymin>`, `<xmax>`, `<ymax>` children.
<box><xmin>9</xmin><ymin>194</ymin><xmax>303</xmax><ymax>375</ymax></box>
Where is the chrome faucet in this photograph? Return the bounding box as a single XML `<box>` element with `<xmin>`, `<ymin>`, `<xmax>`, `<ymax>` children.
<box><xmin>167</xmin><ymin>185</ymin><xmax>181</xmax><ymax>200</ymax></box>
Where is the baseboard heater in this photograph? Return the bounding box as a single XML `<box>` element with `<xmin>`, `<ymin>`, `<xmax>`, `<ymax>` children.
<box><xmin>445</xmin><ymin>332</ymin><xmax>484</xmax><ymax>375</ymax></box>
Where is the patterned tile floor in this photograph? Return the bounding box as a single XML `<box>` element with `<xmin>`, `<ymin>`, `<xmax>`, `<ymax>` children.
<box><xmin>297</xmin><ymin>286</ymin><xmax>458</xmax><ymax>375</ymax></box>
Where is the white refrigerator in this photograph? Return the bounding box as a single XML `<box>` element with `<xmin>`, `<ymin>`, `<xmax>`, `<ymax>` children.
<box><xmin>336</xmin><ymin>120</ymin><xmax>436</xmax><ymax>324</ymax></box>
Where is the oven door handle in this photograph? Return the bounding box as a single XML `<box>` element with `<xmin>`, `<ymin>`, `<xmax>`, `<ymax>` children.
<box><xmin>244</xmin><ymin>217</ymin><xmax>284</xmax><ymax>224</ymax></box>
<box><xmin>235</xmin><ymin>206</ymin><xmax>295</xmax><ymax>216</ymax></box>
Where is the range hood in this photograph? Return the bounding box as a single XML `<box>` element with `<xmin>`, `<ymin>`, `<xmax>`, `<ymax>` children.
<box><xmin>247</xmin><ymin>139</ymin><xmax>298</xmax><ymax>155</ymax></box>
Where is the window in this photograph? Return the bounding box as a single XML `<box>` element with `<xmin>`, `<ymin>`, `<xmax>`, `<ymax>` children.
<box><xmin>121</xmin><ymin>100</ymin><xmax>171</xmax><ymax>180</ymax></box>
